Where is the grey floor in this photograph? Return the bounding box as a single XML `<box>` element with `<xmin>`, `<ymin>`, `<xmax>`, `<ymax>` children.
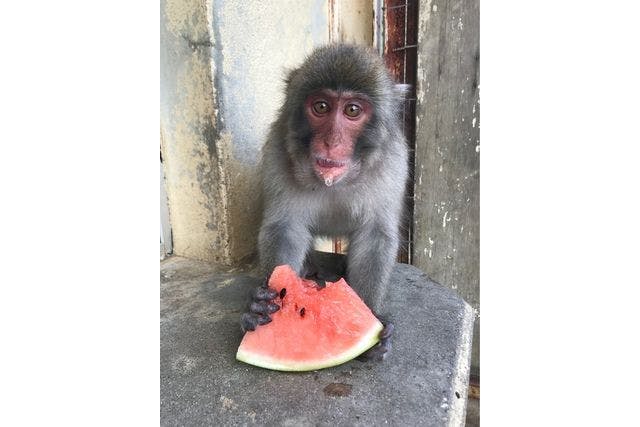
<box><xmin>161</xmin><ymin>255</ymin><xmax>475</xmax><ymax>426</ymax></box>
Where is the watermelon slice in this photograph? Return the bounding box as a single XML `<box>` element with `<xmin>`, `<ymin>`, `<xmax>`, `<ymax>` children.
<box><xmin>236</xmin><ymin>265</ymin><xmax>383</xmax><ymax>371</ymax></box>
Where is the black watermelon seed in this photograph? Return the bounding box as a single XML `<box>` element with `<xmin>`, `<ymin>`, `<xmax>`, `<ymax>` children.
<box><xmin>280</xmin><ymin>288</ymin><xmax>286</xmax><ymax>299</ymax></box>
<box><xmin>455</xmin><ymin>391</ymin><xmax>461</xmax><ymax>398</ymax></box>
<box><xmin>300</xmin><ymin>307</ymin><xmax>306</xmax><ymax>317</ymax></box>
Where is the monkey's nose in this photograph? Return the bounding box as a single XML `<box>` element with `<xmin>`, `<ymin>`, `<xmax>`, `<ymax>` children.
<box><xmin>323</xmin><ymin>138</ymin><xmax>341</xmax><ymax>148</ymax></box>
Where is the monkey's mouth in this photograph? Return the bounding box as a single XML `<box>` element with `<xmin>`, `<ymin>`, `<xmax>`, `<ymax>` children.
<box><xmin>313</xmin><ymin>156</ymin><xmax>350</xmax><ymax>186</ymax></box>
<box><xmin>315</xmin><ymin>157</ymin><xmax>347</xmax><ymax>168</ymax></box>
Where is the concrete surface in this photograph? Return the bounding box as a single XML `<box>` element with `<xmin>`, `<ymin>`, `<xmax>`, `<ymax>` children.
<box><xmin>161</xmin><ymin>254</ymin><xmax>474</xmax><ymax>426</ymax></box>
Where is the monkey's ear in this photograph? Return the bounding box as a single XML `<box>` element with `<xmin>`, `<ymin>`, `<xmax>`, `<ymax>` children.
<box><xmin>284</xmin><ymin>67</ymin><xmax>301</xmax><ymax>85</ymax></box>
<box><xmin>394</xmin><ymin>83</ymin><xmax>411</xmax><ymax>100</ymax></box>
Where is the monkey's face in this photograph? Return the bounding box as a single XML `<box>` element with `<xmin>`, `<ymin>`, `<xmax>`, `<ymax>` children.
<box><xmin>304</xmin><ymin>89</ymin><xmax>372</xmax><ymax>186</ymax></box>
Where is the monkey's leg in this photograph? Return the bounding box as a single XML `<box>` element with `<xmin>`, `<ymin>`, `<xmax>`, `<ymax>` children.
<box><xmin>347</xmin><ymin>225</ymin><xmax>400</xmax><ymax>360</ymax></box>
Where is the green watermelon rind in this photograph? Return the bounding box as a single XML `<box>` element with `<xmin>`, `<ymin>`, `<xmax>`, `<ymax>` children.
<box><xmin>235</xmin><ymin>319</ymin><xmax>383</xmax><ymax>372</ymax></box>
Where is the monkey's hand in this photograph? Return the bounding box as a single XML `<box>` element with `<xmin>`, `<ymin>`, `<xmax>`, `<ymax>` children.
<box><xmin>303</xmin><ymin>259</ymin><xmax>393</xmax><ymax>361</ymax></box>
<box><xmin>357</xmin><ymin>317</ymin><xmax>394</xmax><ymax>361</ymax></box>
<box><xmin>240</xmin><ymin>275</ymin><xmax>281</xmax><ymax>332</ymax></box>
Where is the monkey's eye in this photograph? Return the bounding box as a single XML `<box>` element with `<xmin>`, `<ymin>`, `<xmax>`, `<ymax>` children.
<box><xmin>313</xmin><ymin>101</ymin><xmax>330</xmax><ymax>114</ymax></box>
<box><xmin>344</xmin><ymin>104</ymin><xmax>362</xmax><ymax>118</ymax></box>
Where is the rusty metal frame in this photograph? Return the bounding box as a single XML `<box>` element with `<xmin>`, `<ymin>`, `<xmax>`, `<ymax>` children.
<box><xmin>381</xmin><ymin>0</ymin><xmax>419</xmax><ymax>264</ymax></box>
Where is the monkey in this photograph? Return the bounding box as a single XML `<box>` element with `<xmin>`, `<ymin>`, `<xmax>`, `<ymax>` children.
<box><xmin>241</xmin><ymin>44</ymin><xmax>409</xmax><ymax>360</ymax></box>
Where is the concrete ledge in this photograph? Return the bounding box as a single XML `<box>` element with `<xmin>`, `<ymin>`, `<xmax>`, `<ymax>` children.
<box><xmin>161</xmin><ymin>255</ymin><xmax>474</xmax><ymax>426</ymax></box>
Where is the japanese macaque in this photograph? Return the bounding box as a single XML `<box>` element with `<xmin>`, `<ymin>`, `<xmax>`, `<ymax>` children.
<box><xmin>241</xmin><ymin>44</ymin><xmax>408</xmax><ymax>360</ymax></box>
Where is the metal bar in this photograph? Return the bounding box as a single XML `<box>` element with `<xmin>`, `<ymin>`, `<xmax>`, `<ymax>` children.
<box><xmin>382</xmin><ymin>0</ymin><xmax>415</xmax><ymax>11</ymax></box>
<box><xmin>382</xmin><ymin>4</ymin><xmax>406</xmax><ymax>11</ymax></box>
<box><xmin>383</xmin><ymin>0</ymin><xmax>418</xmax><ymax>264</ymax></box>
<box><xmin>392</xmin><ymin>44</ymin><xmax>418</xmax><ymax>52</ymax></box>
<box><xmin>160</xmin><ymin>160</ymin><xmax>173</xmax><ymax>257</ymax></box>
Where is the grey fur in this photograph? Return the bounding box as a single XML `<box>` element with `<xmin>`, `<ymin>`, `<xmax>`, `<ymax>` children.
<box><xmin>258</xmin><ymin>44</ymin><xmax>409</xmax><ymax>313</ymax></box>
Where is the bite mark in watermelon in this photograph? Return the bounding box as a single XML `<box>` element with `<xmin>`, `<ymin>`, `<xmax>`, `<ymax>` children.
<box><xmin>236</xmin><ymin>265</ymin><xmax>383</xmax><ymax>371</ymax></box>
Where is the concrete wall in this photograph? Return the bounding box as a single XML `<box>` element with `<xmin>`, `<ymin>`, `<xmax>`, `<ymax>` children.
<box><xmin>413</xmin><ymin>0</ymin><xmax>480</xmax><ymax>373</ymax></box>
<box><xmin>160</xmin><ymin>0</ymin><xmax>329</xmax><ymax>264</ymax></box>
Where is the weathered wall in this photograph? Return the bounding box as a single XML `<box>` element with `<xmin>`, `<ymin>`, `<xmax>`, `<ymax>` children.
<box><xmin>413</xmin><ymin>0</ymin><xmax>480</xmax><ymax>373</ymax></box>
<box><xmin>161</xmin><ymin>0</ymin><xmax>329</xmax><ymax>263</ymax></box>
<box><xmin>329</xmin><ymin>0</ymin><xmax>373</xmax><ymax>45</ymax></box>
<box><xmin>161</xmin><ymin>0</ymin><xmax>226</xmax><ymax>263</ymax></box>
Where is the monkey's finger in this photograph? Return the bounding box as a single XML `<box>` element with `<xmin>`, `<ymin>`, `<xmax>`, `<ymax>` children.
<box><xmin>256</xmin><ymin>314</ymin><xmax>272</xmax><ymax>325</ymax></box>
<box><xmin>250</xmin><ymin>301</ymin><xmax>280</xmax><ymax>315</ymax></box>
<box><xmin>379</xmin><ymin>322</ymin><xmax>395</xmax><ymax>340</ymax></box>
<box><xmin>356</xmin><ymin>339</ymin><xmax>390</xmax><ymax>362</ymax></box>
<box><xmin>302</xmin><ymin>270</ymin><xmax>328</xmax><ymax>289</ymax></box>
<box><xmin>356</xmin><ymin>320</ymin><xmax>393</xmax><ymax>361</ymax></box>
<box><xmin>260</xmin><ymin>273</ymin><xmax>272</xmax><ymax>288</ymax></box>
<box><xmin>241</xmin><ymin>313</ymin><xmax>259</xmax><ymax>332</ymax></box>
<box><xmin>379</xmin><ymin>337</ymin><xmax>392</xmax><ymax>355</ymax></box>
<box><xmin>305</xmin><ymin>269</ymin><xmax>344</xmax><ymax>287</ymax></box>
<box><xmin>313</xmin><ymin>278</ymin><xmax>326</xmax><ymax>289</ymax></box>
<box><xmin>315</xmin><ymin>270</ymin><xmax>342</xmax><ymax>282</ymax></box>
<box><xmin>241</xmin><ymin>312</ymin><xmax>273</xmax><ymax>332</ymax></box>
<box><xmin>252</xmin><ymin>287</ymin><xmax>278</xmax><ymax>301</ymax></box>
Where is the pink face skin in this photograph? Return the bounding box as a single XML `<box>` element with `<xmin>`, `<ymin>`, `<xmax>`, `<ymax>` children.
<box><xmin>304</xmin><ymin>90</ymin><xmax>372</xmax><ymax>185</ymax></box>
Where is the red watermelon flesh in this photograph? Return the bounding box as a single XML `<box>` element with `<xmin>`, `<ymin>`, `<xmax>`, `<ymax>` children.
<box><xmin>236</xmin><ymin>265</ymin><xmax>383</xmax><ymax>371</ymax></box>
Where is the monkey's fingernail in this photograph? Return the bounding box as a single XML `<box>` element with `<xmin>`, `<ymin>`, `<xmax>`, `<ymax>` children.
<box><xmin>266</xmin><ymin>302</ymin><xmax>280</xmax><ymax>313</ymax></box>
<box><xmin>253</xmin><ymin>287</ymin><xmax>278</xmax><ymax>300</ymax></box>
<box><xmin>261</xmin><ymin>273</ymin><xmax>272</xmax><ymax>288</ymax></box>
<box><xmin>256</xmin><ymin>315</ymin><xmax>272</xmax><ymax>325</ymax></box>
<box><xmin>316</xmin><ymin>271</ymin><xmax>340</xmax><ymax>282</ymax></box>
<box><xmin>241</xmin><ymin>313</ymin><xmax>258</xmax><ymax>332</ymax></box>
<box><xmin>250</xmin><ymin>301</ymin><xmax>269</xmax><ymax>314</ymax></box>
<box><xmin>380</xmin><ymin>322</ymin><xmax>395</xmax><ymax>339</ymax></box>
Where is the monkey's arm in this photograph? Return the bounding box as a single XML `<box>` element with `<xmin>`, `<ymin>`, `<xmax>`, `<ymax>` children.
<box><xmin>241</xmin><ymin>208</ymin><xmax>315</xmax><ymax>331</ymax></box>
<box><xmin>346</xmin><ymin>220</ymin><xmax>400</xmax><ymax>313</ymax></box>
<box><xmin>347</xmin><ymin>220</ymin><xmax>401</xmax><ymax>360</ymax></box>
<box><xmin>258</xmin><ymin>216</ymin><xmax>314</xmax><ymax>276</ymax></box>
